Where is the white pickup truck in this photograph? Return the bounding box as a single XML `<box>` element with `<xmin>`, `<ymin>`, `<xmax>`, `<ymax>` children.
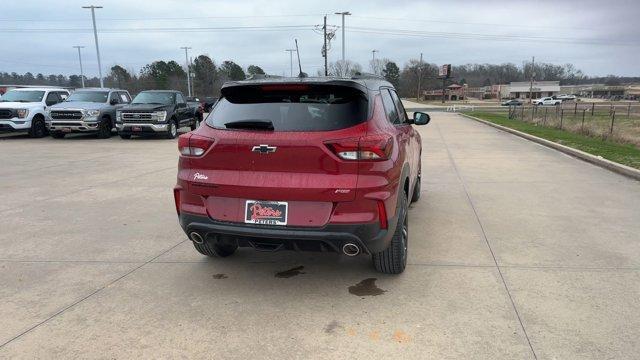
<box><xmin>0</xmin><ymin>87</ymin><xmax>69</xmax><ymax>137</ymax></box>
<box><xmin>533</xmin><ymin>97</ymin><xmax>562</xmax><ymax>106</ymax></box>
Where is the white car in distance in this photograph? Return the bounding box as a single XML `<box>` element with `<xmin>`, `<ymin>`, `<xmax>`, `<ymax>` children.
<box><xmin>0</xmin><ymin>88</ymin><xmax>69</xmax><ymax>137</ymax></box>
<box><xmin>533</xmin><ymin>97</ymin><xmax>562</xmax><ymax>106</ymax></box>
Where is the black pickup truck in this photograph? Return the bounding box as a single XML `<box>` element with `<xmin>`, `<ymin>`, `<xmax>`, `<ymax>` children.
<box><xmin>116</xmin><ymin>90</ymin><xmax>200</xmax><ymax>139</ymax></box>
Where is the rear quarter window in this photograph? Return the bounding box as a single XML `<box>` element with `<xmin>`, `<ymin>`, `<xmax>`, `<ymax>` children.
<box><xmin>206</xmin><ymin>84</ymin><xmax>368</xmax><ymax>132</ymax></box>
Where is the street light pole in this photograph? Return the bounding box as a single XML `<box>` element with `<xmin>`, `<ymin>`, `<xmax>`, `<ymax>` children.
<box><xmin>334</xmin><ymin>11</ymin><xmax>351</xmax><ymax>62</ymax></box>
<box><xmin>82</xmin><ymin>5</ymin><xmax>104</xmax><ymax>88</ymax></box>
<box><xmin>180</xmin><ymin>47</ymin><xmax>192</xmax><ymax>97</ymax></box>
<box><xmin>372</xmin><ymin>49</ymin><xmax>378</xmax><ymax>62</ymax></box>
<box><xmin>285</xmin><ymin>49</ymin><xmax>296</xmax><ymax>77</ymax></box>
<box><xmin>528</xmin><ymin>56</ymin><xmax>535</xmax><ymax>104</ymax></box>
<box><xmin>73</xmin><ymin>46</ymin><xmax>86</xmax><ymax>88</ymax></box>
<box><xmin>323</xmin><ymin>15</ymin><xmax>328</xmax><ymax>76</ymax></box>
<box><xmin>417</xmin><ymin>52</ymin><xmax>423</xmax><ymax>100</ymax></box>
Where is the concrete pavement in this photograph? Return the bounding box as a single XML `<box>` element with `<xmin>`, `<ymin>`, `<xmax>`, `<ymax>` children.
<box><xmin>0</xmin><ymin>112</ymin><xmax>639</xmax><ymax>359</ymax></box>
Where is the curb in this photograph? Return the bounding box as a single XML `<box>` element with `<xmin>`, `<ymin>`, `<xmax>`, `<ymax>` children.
<box><xmin>460</xmin><ymin>113</ymin><xmax>640</xmax><ymax>181</ymax></box>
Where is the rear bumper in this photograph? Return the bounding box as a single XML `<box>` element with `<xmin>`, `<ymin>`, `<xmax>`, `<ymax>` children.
<box><xmin>179</xmin><ymin>212</ymin><xmax>396</xmax><ymax>254</ymax></box>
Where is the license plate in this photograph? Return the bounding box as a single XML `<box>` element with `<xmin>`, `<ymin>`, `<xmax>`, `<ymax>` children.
<box><xmin>132</xmin><ymin>126</ymin><xmax>142</xmax><ymax>132</ymax></box>
<box><xmin>245</xmin><ymin>200</ymin><xmax>288</xmax><ymax>226</ymax></box>
<box><xmin>62</xmin><ymin>128</ymin><xmax>71</xmax><ymax>133</ymax></box>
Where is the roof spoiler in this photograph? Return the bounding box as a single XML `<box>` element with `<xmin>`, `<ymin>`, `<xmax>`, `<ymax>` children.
<box><xmin>351</xmin><ymin>72</ymin><xmax>385</xmax><ymax>81</ymax></box>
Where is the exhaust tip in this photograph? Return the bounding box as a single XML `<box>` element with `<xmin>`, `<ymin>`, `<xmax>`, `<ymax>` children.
<box><xmin>189</xmin><ymin>232</ymin><xmax>204</xmax><ymax>244</ymax></box>
<box><xmin>342</xmin><ymin>243</ymin><xmax>360</xmax><ymax>257</ymax></box>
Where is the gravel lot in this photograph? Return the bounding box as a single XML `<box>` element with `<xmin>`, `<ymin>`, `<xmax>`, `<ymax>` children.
<box><xmin>1</xmin><ymin>111</ymin><xmax>639</xmax><ymax>359</ymax></box>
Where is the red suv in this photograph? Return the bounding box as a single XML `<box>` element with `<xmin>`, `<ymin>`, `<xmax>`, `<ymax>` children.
<box><xmin>174</xmin><ymin>77</ymin><xmax>430</xmax><ymax>274</ymax></box>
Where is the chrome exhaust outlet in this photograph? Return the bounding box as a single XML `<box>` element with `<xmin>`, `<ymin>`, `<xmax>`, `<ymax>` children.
<box><xmin>189</xmin><ymin>232</ymin><xmax>204</xmax><ymax>244</ymax></box>
<box><xmin>342</xmin><ymin>243</ymin><xmax>360</xmax><ymax>257</ymax></box>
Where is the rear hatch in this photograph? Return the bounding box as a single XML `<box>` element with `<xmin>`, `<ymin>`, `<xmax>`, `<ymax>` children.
<box><xmin>186</xmin><ymin>82</ymin><xmax>369</xmax><ymax>227</ymax></box>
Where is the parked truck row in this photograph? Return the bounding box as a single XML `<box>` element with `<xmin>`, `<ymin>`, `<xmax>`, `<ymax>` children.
<box><xmin>0</xmin><ymin>87</ymin><xmax>207</xmax><ymax>139</ymax></box>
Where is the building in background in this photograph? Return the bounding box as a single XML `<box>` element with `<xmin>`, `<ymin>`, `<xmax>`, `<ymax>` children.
<box><xmin>560</xmin><ymin>84</ymin><xmax>638</xmax><ymax>99</ymax></box>
<box><xmin>508</xmin><ymin>81</ymin><xmax>560</xmax><ymax>99</ymax></box>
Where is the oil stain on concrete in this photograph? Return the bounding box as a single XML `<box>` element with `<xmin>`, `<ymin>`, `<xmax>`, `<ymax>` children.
<box><xmin>348</xmin><ymin>278</ymin><xmax>386</xmax><ymax>296</ymax></box>
<box><xmin>323</xmin><ymin>320</ymin><xmax>342</xmax><ymax>334</ymax></box>
<box><xmin>275</xmin><ymin>266</ymin><xmax>305</xmax><ymax>278</ymax></box>
<box><xmin>212</xmin><ymin>274</ymin><xmax>228</xmax><ymax>279</ymax></box>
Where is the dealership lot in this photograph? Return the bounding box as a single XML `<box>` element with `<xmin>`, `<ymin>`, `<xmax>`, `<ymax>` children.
<box><xmin>1</xmin><ymin>110</ymin><xmax>639</xmax><ymax>358</ymax></box>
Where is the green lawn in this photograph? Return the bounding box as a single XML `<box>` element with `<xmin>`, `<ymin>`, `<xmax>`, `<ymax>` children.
<box><xmin>466</xmin><ymin>111</ymin><xmax>640</xmax><ymax>170</ymax></box>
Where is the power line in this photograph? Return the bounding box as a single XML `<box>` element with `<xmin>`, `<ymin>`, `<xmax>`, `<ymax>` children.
<box><xmin>0</xmin><ymin>14</ymin><xmax>326</xmax><ymax>22</ymax></box>
<box><xmin>0</xmin><ymin>25</ymin><xmax>317</xmax><ymax>33</ymax></box>
<box><xmin>2</xmin><ymin>23</ymin><xmax>632</xmax><ymax>47</ymax></box>
<box><xmin>350</xmin><ymin>15</ymin><xmax>591</xmax><ymax>31</ymax></box>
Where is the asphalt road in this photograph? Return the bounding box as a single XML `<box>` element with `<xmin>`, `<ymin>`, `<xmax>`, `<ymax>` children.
<box><xmin>1</xmin><ymin>111</ymin><xmax>639</xmax><ymax>359</ymax></box>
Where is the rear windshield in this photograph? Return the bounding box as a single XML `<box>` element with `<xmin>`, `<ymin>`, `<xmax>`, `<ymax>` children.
<box><xmin>206</xmin><ymin>84</ymin><xmax>368</xmax><ymax>131</ymax></box>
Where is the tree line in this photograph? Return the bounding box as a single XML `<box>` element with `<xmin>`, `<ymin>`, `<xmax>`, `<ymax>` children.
<box><xmin>325</xmin><ymin>59</ymin><xmax>638</xmax><ymax>98</ymax></box>
<box><xmin>1</xmin><ymin>54</ymin><xmax>637</xmax><ymax>99</ymax></box>
<box><xmin>0</xmin><ymin>54</ymin><xmax>264</xmax><ymax>98</ymax></box>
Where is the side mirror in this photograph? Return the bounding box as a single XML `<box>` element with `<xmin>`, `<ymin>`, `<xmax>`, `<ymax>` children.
<box><xmin>46</xmin><ymin>100</ymin><xmax>57</xmax><ymax>106</ymax></box>
<box><xmin>413</xmin><ymin>111</ymin><xmax>431</xmax><ymax>125</ymax></box>
<box><xmin>177</xmin><ymin>102</ymin><xmax>186</xmax><ymax>108</ymax></box>
<box><xmin>109</xmin><ymin>98</ymin><xmax>118</xmax><ymax>105</ymax></box>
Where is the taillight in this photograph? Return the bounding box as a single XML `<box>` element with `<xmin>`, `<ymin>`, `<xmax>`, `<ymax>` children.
<box><xmin>178</xmin><ymin>133</ymin><xmax>214</xmax><ymax>157</ymax></box>
<box><xmin>325</xmin><ymin>134</ymin><xmax>393</xmax><ymax>161</ymax></box>
<box><xmin>359</xmin><ymin>134</ymin><xmax>393</xmax><ymax>160</ymax></box>
<box><xmin>325</xmin><ymin>137</ymin><xmax>360</xmax><ymax>160</ymax></box>
<box><xmin>377</xmin><ymin>200</ymin><xmax>388</xmax><ymax>229</ymax></box>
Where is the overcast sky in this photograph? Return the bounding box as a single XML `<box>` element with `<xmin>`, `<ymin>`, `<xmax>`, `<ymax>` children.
<box><xmin>1</xmin><ymin>0</ymin><xmax>638</xmax><ymax>78</ymax></box>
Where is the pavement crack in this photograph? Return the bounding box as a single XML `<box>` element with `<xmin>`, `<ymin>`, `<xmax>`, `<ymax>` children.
<box><xmin>436</xmin><ymin>121</ymin><xmax>538</xmax><ymax>360</ymax></box>
<box><xmin>0</xmin><ymin>239</ymin><xmax>187</xmax><ymax>349</ymax></box>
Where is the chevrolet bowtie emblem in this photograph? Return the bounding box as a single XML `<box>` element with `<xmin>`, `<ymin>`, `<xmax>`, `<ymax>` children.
<box><xmin>252</xmin><ymin>144</ymin><xmax>277</xmax><ymax>154</ymax></box>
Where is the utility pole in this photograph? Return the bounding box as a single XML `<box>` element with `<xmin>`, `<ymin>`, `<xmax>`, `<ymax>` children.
<box><xmin>82</xmin><ymin>5</ymin><xmax>103</xmax><ymax>87</ymax></box>
<box><xmin>334</xmin><ymin>11</ymin><xmax>351</xmax><ymax>62</ymax></box>
<box><xmin>417</xmin><ymin>52</ymin><xmax>423</xmax><ymax>100</ymax></box>
<box><xmin>180</xmin><ymin>47</ymin><xmax>192</xmax><ymax>97</ymax></box>
<box><xmin>73</xmin><ymin>46</ymin><xmax>85</xmax><ymax>88</ymax></box>
<box><xmin>528</xmin><ymin>56</ymin><xmax>535</xmax><ymax>104</ymax></box>
<box><xmin>189</xmin><ymin>56</ymin><xmax>195</xmax><ymax>96</ymax></box>
<box><xmin>323</xmin><ymin>15</ymin><xmax>328</xmax><ymax>76</ymax></box>
<box><xmin>285</xmin><ymin>49</ymin><xmax>296</xmax><ymax>77</ymax></box>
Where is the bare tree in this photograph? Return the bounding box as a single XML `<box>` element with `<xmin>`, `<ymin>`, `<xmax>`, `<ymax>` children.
<box><xmin>369</xmin><ymin>58</ymin><xmax>391</xmax><ymax>76</ymax></box>
<box><xmin>328</xmin><ymin>60</ymin><xmax>362</xmax><ymax>77</ymax></box>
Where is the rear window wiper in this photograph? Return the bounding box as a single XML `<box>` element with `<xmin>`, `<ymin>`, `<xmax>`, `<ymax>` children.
<box><xmin>224</xmin><ymin>119</ymin><xmax>274</xmax><ymax>130</ymax></box>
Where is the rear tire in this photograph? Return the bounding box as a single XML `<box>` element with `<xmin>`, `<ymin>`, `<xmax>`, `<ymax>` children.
<box><xmin>50</xmin><ymin>131</ymin><xmax>65</xmax><ymax>139</ymax></box>
<box><xmin>372</xmin><ymin>191</ymin><xmax>408</xmax><ymax>274</ymax></box>
<box><xmin>97</xmin><ymin>118</ymin><xmax>112</xmax><ymax>139</ymax></box>
<box><xmin>193</xmin><ymin>241</ymin><xmax>237</xmax><ymax>257</ymax></box>
<box><xmin>29</xmin><ymin>116</ymin><xmax>47</xmax><ymax>138</ymax></box>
